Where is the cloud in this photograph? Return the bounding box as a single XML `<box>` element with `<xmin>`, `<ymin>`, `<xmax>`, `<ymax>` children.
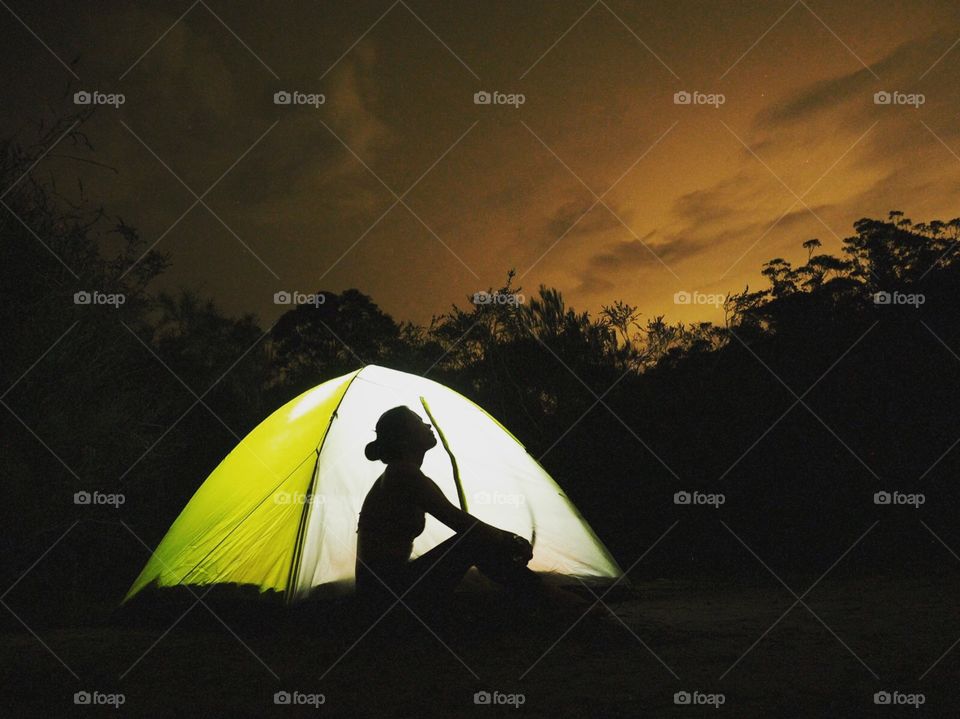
<box><xmin>573</xmin><ymin>272</ymin><xmax>616</xmax><ymax>295</ymax></box>
<box><xmin>774</xmin><ymin>203</ymin><xmax>841</xmax><ymax>235</ymax></box>
<box><xmin>739</xmin><ymin>28</ymin><xmax>960</xmax><ymax>229</ymax></box>
<box><xmin>246</xmin><ymin>44</ymin><xmax>395</xmax><ymax>222</ymax></box>
<box><xmin>325</xmin><ymin>45</ymin><xmax>392</xmax><ymax>161</ymax></box>
<box><xmin>589</xmin><ymin>232</ymin><xmax>703</xmax><ymax>270</ymax></box>
<box><xmin>544</xmin><ymin>197</ymin><xmax>625</xmax><ymax>239</ymax></box>
<box><xmin>572</xmin><ymin>232</ymin><xmax>705</xmax><ymax>297</ymax></box>
<box><xmin>754</xmin><ymin>36</ymin><xmax>939</xmax><ymax>128</ymax></box>
<box><xmin>756</xmin><ymin>65</ymin><xmax>877</xmax><ymax>128</ymax></box>
<box><xmin>671</xmin><ymin>174</ymin><xmax>751</xmax><ymax>225</ymax></box>
<box><xmin>568</xmin><ymin>170</ymin><xmax>778</xmax><ymax>296</ymax></box>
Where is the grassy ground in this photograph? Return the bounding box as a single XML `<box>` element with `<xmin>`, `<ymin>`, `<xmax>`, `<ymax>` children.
<box><xmin>4</xmin><ymin>575</ymin><xmax>960</xmax><ymax>717</ymax></box>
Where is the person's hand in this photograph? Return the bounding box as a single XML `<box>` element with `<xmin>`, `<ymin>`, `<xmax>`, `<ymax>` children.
<box><xmin>477</xmin><ymin>524</ymin><xmax>533</xmax><ymax>564</ymax></box>
<box><xmin>505</xmin><ymin>532</ymin><xmax>533</xmax><ymax>565</ymax></box>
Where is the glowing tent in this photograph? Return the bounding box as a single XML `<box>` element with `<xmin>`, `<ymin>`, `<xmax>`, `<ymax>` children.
<box><xmin>125</xmin><ymin>365</ymin><xmax>622</xmax><ymax>602</ymax></box>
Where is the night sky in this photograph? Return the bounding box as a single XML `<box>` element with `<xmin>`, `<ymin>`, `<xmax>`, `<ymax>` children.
<box><xmin>4</xmin><ymin>0</ymin><xmax>959</xmax><ymax>325</ymax></box>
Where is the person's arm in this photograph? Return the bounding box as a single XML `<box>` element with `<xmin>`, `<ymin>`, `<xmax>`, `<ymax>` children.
<box><xmin>404</xmin><ymin>467</ymin><xmax>530</xmax><ymax>558</ymax></box>
<box><xmin>407</xmin><ymin>467</ymin><xmax>486</xmax><ymax>534</ymax></box>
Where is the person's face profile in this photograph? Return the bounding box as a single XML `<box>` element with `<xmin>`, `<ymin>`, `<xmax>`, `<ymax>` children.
<box><xmin>406</xmin><ymin>410</ymin><xmax>437</xmax><ymax>450</ymax></box>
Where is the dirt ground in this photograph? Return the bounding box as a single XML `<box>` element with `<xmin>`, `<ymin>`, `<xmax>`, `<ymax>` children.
<box><xmin>4</xmin><ymin>575</ymin><xmax>959</xmax><ymax>717</ymax></box>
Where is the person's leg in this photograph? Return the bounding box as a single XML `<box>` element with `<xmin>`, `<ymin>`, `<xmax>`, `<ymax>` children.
<box><xmin>473</xmin><ymin>544</ymin><xmax>544</xmax><ymax>599</ymax></box>
<box><xmin>405</xmin><ymin>530</ymin><xmax>544</xmax><ymax>604</ymax></box>
<box><xmin>403</xmin><ymin>532</ymin><xmax>478</xmax><ymax>605</ymax></box>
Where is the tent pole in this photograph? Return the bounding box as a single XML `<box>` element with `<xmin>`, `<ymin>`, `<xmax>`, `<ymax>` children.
<box><xmin>284</xmin><ymin>452</ymin><xmax>321</xmax><ymax>605</ymax></box>
<box><xmin>420</xmin><ymin>397</ymin><xmax>468</xmax><ymax>512</ymax></box>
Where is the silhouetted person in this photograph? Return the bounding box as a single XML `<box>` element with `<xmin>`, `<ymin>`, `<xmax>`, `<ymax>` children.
<box><xmin>355</xmin><ymin>406</ymin><xmax>542</xmax><ymax>614</ymax></box>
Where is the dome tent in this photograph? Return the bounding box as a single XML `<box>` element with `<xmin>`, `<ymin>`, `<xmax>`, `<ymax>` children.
<box><xmin>125</xmin><ymin>365</ymin><xmax>623</xmax><ymax>603</ymax></box>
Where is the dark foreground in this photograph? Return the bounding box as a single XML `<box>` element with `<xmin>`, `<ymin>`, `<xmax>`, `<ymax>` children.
<box><xmin>4</xmin><ymin>575</ymin><xmax>959</xmax><ymax>717</ymax></box>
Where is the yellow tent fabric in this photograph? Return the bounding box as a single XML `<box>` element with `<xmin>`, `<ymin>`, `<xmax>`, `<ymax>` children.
<box><xmin>125</xmin><ymin>365</ymin><xmax>622</xmax><ymax>602</ymax></box>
